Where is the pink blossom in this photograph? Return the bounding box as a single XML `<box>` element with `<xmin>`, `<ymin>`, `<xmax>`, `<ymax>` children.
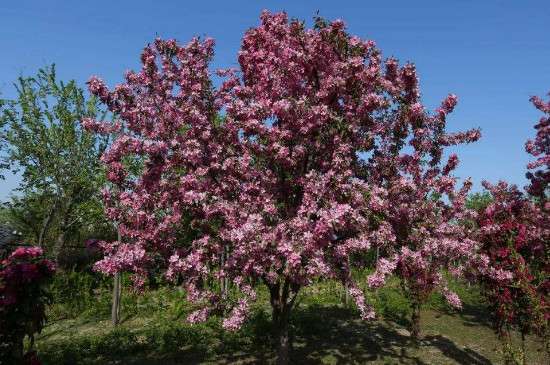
<box><xmin>187</xmin><ymin>308</ymin><xmax>209</xmax><ymax>324</ymax></box>
<box><xmin>10</xmin><ymin>246</ymin><xmax>43</xmax><ymax>260</ymax></box>
<box><xmin>367</xmin><ymin>257</ymin><xmax>397</xmax><ymax>289</ymax></box>
<box><xmin>489</xmin><ymin>268</ymin><xmax>514</xmax><ymax>283</ymax></box>
<box><xmin>222</xmin><ymin>298</ymin><xmax>250</xmax><ymax>331</ymax></box>
<box><xmin>442</xmin><ymin>288</ymin><xmax>462</xmax><ymax>309</ymax></box>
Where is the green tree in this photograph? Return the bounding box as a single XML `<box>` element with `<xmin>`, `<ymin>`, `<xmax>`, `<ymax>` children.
<box><xmin>465</xmin><ymin>191</ymin><xmax>493</xmax><ymax>212</ymax></box>
<box><xmin>0</xmin><ymin>193</ymin><xmax>49</xmax><ymax>244</ymax></box>
<box><xmin>0</xmin><ymin>65</ymin><xmax>109</xmax><ymax>258</ymax></box>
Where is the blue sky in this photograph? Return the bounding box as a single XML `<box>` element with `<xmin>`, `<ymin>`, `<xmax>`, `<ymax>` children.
<box><xmin>1</xmin><ymin>1</ymin><xmax>549</xmax><ymax>200</ymax></box>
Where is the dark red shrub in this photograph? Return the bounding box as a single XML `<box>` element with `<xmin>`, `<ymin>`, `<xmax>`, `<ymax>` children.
<box><xmin>0</xmin><ymin>246</ymin><xmax>55</xmax><ymax>364</ymax></box>
<box><xmin>477</xmin><ymin>181</ymin><xmax>548</xmax><ymax>340</ymax></box>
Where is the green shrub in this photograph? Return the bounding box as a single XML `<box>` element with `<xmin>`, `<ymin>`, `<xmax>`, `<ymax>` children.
<box><xmin>49</xmin><ymin>269</ymin><xmax>111</xmax><ymax>319</ymax></box>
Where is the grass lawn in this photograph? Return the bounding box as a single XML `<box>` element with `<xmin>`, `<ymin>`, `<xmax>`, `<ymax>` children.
<box><xmin>35</xmin><ymin>280</ymin><xmax>549</xmax><ymax>364</ymax></box>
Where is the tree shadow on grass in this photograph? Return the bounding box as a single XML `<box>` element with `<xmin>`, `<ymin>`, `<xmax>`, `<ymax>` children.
<box><xmin>423</xmin><ymin>335</ymin><xmax>492</xmax><ymax>365</ymax></box>
<box><xmin>289</xmin><ymin>305</ymin><xmax>423</xmax><ymax>364</ymax></box>
<box><xmin>288</xmin><ymin>305</ymin><xmax>493</xmax><ymax>365</ymax></box>
<box><xmin>38</xmin><ymin>304</ymin><xmax>495</xmax><ymax>365</ymax></box>
<box><xmin>457</xmin><ymin>303</ymin><xmax>493</xmax><ymax>328</ymax></box>
<box><xmin>434</xmin><ymin>302</ymin><xmax>493</xmax><ymax>329</ymax></box>
<box><xmin>115</xmin><ymin>305</ymin><xmax>495</xmax><ymax>365</ymax></box>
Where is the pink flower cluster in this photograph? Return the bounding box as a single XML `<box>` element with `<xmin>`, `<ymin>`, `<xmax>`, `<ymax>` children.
<box><xmin>442</xmin><ymin>287</ymin><xmax>462</xmax><ymax>309</ymax></box>
<box><xmin>1</xmin><ymin>247</ymin><xmax>55</xmax><ymax>298</ymax></box>
<box><xmin>367</xmin><ymin>257</ymin><xmax>397</xmax><ymax>289</ymax></box>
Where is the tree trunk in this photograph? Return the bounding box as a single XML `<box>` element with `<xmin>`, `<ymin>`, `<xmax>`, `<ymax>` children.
<box><xmin>410</xmin><ymin>301</ymin><xmax>421</xmax><ymax>345</ymax></box>
<box><xmin>53</xmin><ymin>201</ymin><xmax>74</xmax><ymax>263</ymax></box>
<box><xmin>111</xmin><ymin>227</ymin><xmax>122</xmax><ymax>325</ymax></box>
<box><xmin>272</xmin><ymin>305</ymin><xmax>290</xmax><ymax>365</ymax></box>
<box><xmin>275</xmin><ymin>313</ymin><xmax>290</xmax><ymax>365</ymax></box>
<box><xmin>38</xmin><ymin>203</ymin><xmax>56</xmax><ymax>248</ymax></box>
<box><xmin>111</xmin><ymin>272</ymin><xmax>121</xmax><ymax>325</ymax></box>
<box><xmin>53</xmin><ymin>230</ymin><xmax>66</xmax><ymax>263</ymax></box>
<box><xmin>268</xmin><ymin>280</ymin><xmax>298</xmax><ymax>365</ymax></box>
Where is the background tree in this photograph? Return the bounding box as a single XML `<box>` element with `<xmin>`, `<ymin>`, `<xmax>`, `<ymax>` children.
<box><xmin>0</xmin><ymin>193</ymin><xmax>51</xmax><ymax>245</ymax></box>
<box><xmin>466</xmin><ymin>191</ymin><xmax>493</xmax><ymax>212</ymax></box>
<box><xmin>0</xmin><ymin>65</ymin><xmax>110</xmax><ymax>261</ymax></box>
<box><xmin>476</xmin><ymin>181</ymin><xmax>548</xmax><ymax>364</ymax></box>
<box><xmin>473</xmin><ymin>93</ymin><xmax>550</xmax><ymax>364</ymax></box>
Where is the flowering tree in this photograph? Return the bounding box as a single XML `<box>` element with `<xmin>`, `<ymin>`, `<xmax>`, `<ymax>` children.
<box><xmin>0</xmin><ymin>246</ymin><xmax>55</xmax><ymax>364</ymax></box>
<box><xmin>82</xmin><ymin>12</ymin><xmax>484</xmax><ymax>364</ymax></box>
<box><xmin>474</xmin><ymin>93</ymin><xmax>550</xmax><ymax>363</ymax></box>
<box><xmin>476</xmin><ymin>181</ymin><xmax>549</xmax><ymax>363</ymax></box>
<box><xmin>526</xmin><ymin>92</ymin><xmax>550</xmax><ymax>201</ymax></box>
<box><xmin>363</xmin><ymin>89</ymin><xmax>483</xmax><ymax>342</ymax></box>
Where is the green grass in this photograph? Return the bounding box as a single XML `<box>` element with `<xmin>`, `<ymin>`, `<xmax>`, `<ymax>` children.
<box><xmin>35</xmin><ymin>276</ymin><xmax>549</xmax><ymax>364</ymax></box>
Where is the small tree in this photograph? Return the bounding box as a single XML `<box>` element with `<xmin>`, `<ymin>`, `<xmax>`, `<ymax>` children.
<box><xmin>476</xmin><ymin>181</ymin><xmax>549</xmax><ymax>364</ymax></box>
<box><xmin>475</xmin><ymin>92</ymin><xmax>550</xmax><ymax>364</ymax></box>
<box><xmin>0</xmin><ymin>66</ymin><xmax>109</xmax><ymax>259</ymax></box>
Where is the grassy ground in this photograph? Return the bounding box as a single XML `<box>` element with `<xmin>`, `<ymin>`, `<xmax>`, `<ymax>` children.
<box><xmin>35</xmin><ymin>278</ymin><xmax>549</xmax><ymax>364</ymax></box>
